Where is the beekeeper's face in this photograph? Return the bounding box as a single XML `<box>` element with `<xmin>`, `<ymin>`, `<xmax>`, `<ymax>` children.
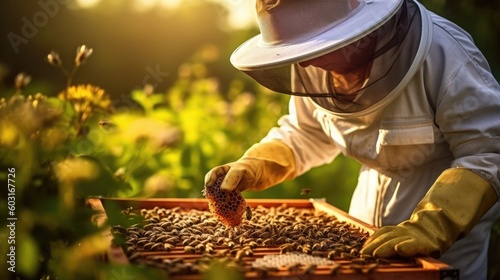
<box><xmin>298</xmin><ymin>36</ymin><xmax>376</xmax><ymax>74</ymax></box>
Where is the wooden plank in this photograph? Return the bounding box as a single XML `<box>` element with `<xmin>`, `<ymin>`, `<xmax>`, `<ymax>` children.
<box><xmin>311</xmin><ymin>198</ymin><xmax>377</xmax><ymax>234</ymax></box>
<box><xmin>97</xmin><ymin>197</ymin><xmax>314</xmax><ymax>210</ymax></box>
<box><xmin>87</xmin><ymin>198</ymin><xmax>129</xmax><ymax>264</ymax></box>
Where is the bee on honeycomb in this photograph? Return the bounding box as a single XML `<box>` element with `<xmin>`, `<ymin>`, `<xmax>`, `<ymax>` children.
<box><xmin>202</xmin><ymin>174</ymin><xmax>248</xmax><ymax>227</ymax></box>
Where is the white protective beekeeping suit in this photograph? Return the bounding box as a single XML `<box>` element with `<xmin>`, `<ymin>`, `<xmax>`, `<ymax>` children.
<box><xmin>221</xmin><ymin>1</ymin><xmax>500</xmax><ymax>279</ymax></box>
<box><xmin>257</xmin><ymin>2</ymin><xmax>500</xmax><ymax>279</ymax></box>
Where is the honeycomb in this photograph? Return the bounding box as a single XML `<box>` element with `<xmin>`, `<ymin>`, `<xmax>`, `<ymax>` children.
<box><xmin>202</xmin><ymin>174</ymin><xmax>247</xmax><ymax>227</ymax></box>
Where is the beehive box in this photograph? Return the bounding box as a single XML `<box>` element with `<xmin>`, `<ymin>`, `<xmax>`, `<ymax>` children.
<box><xmin>88</xmin><ymin>197</ymin><xmax>459</xmax><ymax>280</ymax></box>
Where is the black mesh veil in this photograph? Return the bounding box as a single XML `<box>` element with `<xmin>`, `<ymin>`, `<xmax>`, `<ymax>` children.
<box><xmin>242</xmin><ymin>0</ymin><xmax>422</xmax><ymax>113</ymax></box>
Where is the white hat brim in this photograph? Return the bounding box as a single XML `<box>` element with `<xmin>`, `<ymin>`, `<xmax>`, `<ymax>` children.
<box><xmin>231</xmin><ymin>0</ymin><xmax>403</xmax><ymax>71</ymax></box>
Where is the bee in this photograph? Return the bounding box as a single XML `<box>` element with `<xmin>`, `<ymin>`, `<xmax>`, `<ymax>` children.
<box><xmin>215</xmin><ymin>237</ymin><xmax>225</xmax><ymax>245</ymax></box>
<box><xmin>301</xmin><ymin>244</ymin><xmax>312</xmax><ymax>254</ymax></box>
<box><xmin>203</xmin><ymin>228</ymin><xmax>215</xmax><ymax>235</ymax></box>
<box><xmin>262</xmin><ymin>238</ymin><xmax>273</xmax><ymax>246</ymax></box>
<box><xmin>205</xmin><ymin>244</ymin><xmax>215</xmax><ymax>254</ymax></box>
<box><xmin>286</xmin><ymin>263</ymin><xmax>302</xmax><ymax>274</ymax></box>
<box><xmin>190</xmin><ymin>228</ymin><xmax>202</xmax><ymax>235</ymax></box>
<box><xmin>203</xmin><ymin>235</ymin><xmax>214</xmax><ymax>243</ymax></box>
<box><xmin>125</xmin><ymin>240</ymin><xmax>136</xmax><ymax>247</ymax></box>
<box><xmin>144</xmin><ymin>217</ymin><xmax>160</xmax><ymax>224</ymax></box>
<box><xmin>328</xmin><ymin>250</ymin><xmax>338</xmax><ymax>260</ymax></box>
<box><xmin>302</xmin><ymin>264</ymin><xmax>317</xmax><ymax>275</ymax></box>
<box><xmin>157</xmin><ymin>208</ymin><xmax>168</xmax><ymax>217</ymax></box>
<box><xmin>164</xmin><ymin>237</ymin><xmax>178</xmax><ymax>244</ymax></box>
<box><xmin>159</xmin><ymin>221</ymin><xmax>172</xmax><ymax>228</ymax></box>
<box><xmin>98</xmin><ymin>118</ymin><xmax>116</xmax><ymax>131</ymax></box>
<box><xmin>300</xmin><ymin>188</ymin><xmax>312</xmax><ymax>196</ymax></box>
<box><xmin>238</xmin><ymin>236</ymin><xmax>246</xmax><ymax>244</ymax></box>
<box><xmin>319</xmin><ymin>240</ymin><xmax>328</xmax><ymax>250</ymax></box>
<box><xmin>235</xmin><ymin>250</ymin><xmax>245</xmax><ymax>261</ymax></box>
<box><xmin>275</xmin><ymin>236</ymin><xmax>287</xmax><ymax>244</ymax></box>
<box><xmin>143</xmin><ymin>242</ymin><xmax>155</xmax><ymax>250</ymax></box>
<box><xmin>247</xmin><ymin>241</ymin><xmax>258</xmax><ymax>249</ymax></box>
<box><xmin>259</xmin><ymin>232</ymin><xmax>271</xmax><ymax>239</ymax></box>
<box><xmin>360</xmin><ymin>254</ymin><xmax>375</xmax><ymax>261</ymax></box>
<box><xmin>189</xmin><ymin>240</ymin><xmax>201</xmax><ymax>247</ymax></box>
<box><xmin>308</xmin><ymin>217</ymin><xmax>323</xmax><ymax>224</ymax></box>
<box><xmin>352</xmin><ymin>258</ymin><xmax>366</xmax><ymax>265</ymax></box>
<box><xmin>128</xmin><ymin>251</ymin><xmax>143</xmax><ymax>261</ymax></box>
<box><xmin>163</xmin><ymin>243</ymin><xmax>174</xmax><ymax>251</ymax></box>
<box><xmin>136</xmin><ymin>238</ymin><xmax>149</xmax><ymax>247</ymax></box>
<box><xmin>251</xmin><ymin>230</ymin><xmax>263</xmax><ymax>238</ymax></box>
<box><xmin>376</xmin><ymin>258</ymin><xmax>391</xmax><ymax>265</ymax></box>
<box><xmin>143</xmin><ymin>223</ymin><xmax>155</xmax><ymax>230</ymax></box>
<box><xmin>350</xmin><ymin>264</ymin><xmax>364</xmax><ymax>273</ymax></box>
<box><xmin>315</xmin><ymin>231</ymin><xmax>325</xmax><ymax>238</ymax></box>
<box><xmin>243</xmin><ymin>247</ymin><xmax>254</xmax><ymax>256</ymax></box>
<box><xmin>128</xmin><ymin>232</ymin><xmax>139</xmax><ymax>240</ymax></box>
<box><xmin>195</xmin><ymin>243</ymin><xmax>205</xmax><ymax>252</ymax></box>
<box><xmin>126</xmin><ymin>246</ymin><xmax>136</xmax><ymax>254</ymax></box>
<box><xmin>253</xmin><ymin>266</ymin><xmax>278</xmax><ymax>278</ymax></box>
<box><xmin>215</xmin><ymin>249</ymin><xmax>229</xmax><ymax>257</ymax></box>
<box><xmin>152</xmin><ymin>226</ymin><xmax>164</xmax><ymax>232</ymax></box>
<box><xmin>279</xmin><ymin>243</ymin><xmax>295</xmax><ymax>254</ymax></box>
<box><xmin>184</xmin><ymin>245</ymin><xmax>196</xmax><ymax>253</ymax></box>
<box><xmin>328</xmin><ymin>264</ymin><xmax>341</xmax><ymax>275</ymax></box>
<box><xmin>363</xmin><ymin>263</ymin><xmax>379</xmax><ymax>273</ymax></box>
<box><xmin>150</xmin><ymin>243</ymin><xmax>164</xmax><ymax>251</ymax></box>
<box><xmin>341</xmin><ymin>252</ymin><xmax>355</xmax><ymax>259</ymax></box>
<box><xmin>202</xmin><ymin>220</ymin><xmax>217</xmax><ymax>227</ymax></box>
<box><xmin>350</xmin><ymin>248</ymin><xmax>359</xmax><ymax>255</ymax></box>
<box><xmin>245</xmin><ymin>205</ymin><xmax>253</xmax><ymax>220</ymax></box>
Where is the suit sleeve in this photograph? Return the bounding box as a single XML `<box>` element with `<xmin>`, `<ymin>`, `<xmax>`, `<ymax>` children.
<box><xmin>261</xmin><ymin>96</ymin><xmax>341</xmax><ymax>176</ymax></box>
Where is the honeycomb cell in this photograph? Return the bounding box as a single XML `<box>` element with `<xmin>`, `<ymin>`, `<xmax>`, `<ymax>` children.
<box><xmin>203</xmin><ymin>174</ymin><xmax>247</xmax><ymax>227</ymax></box>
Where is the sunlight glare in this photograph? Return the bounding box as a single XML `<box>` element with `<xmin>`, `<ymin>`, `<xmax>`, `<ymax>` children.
<box><xmin>76</xmin><ymin>0</ymin><xmax>102</xmax><ymax>9</ymax></box>
<box><xmin>211</xmin><ymin>0</ymin><xmax>257</xmax><ymax>29</ymax></box>
<box><xmin>134</xmin><ymin>0</ymin><xmax>158</xmax><ymax>12</ymax></box>
<box><xmin>227</xmin><ymin>4</ymin><xmax>256</xmax><ymax>29</ymax></box>
<box><xmin>159</xmin><ymin>0</ymin><xmax>181</xmax><ymax>9</ymax></box>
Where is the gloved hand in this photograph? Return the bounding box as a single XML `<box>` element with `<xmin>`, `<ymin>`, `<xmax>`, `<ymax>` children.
<box><xmin>361</xmin><ymin>168</ymin><xmax>497</xmax><ymax>258</ymax></box>
<box><xmin>204</xmin><ymin>140</ymin><xmax>296</xmax><ymax>192</ymax></box>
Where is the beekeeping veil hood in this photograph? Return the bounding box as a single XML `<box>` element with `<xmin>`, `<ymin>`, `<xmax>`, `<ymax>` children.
<box><xmin>230</xmin><ymin>0</ymin><xmax>423</xmax><ymax>113</ymax></box>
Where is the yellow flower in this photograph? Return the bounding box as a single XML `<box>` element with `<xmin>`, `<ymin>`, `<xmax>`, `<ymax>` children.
<box><xmin>59</xmin><ymin>84</ymin><xmax>112</xmax><ymax>113</ymax></box>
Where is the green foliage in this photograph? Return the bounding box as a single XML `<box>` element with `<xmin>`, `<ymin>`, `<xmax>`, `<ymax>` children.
<box><xmin>0</xmin><ymin>42</ymin><xmax>360</xmax><ymax>278</ymax></box>
<box><xmin>0</xmin><ymin>47</ymin><xmax>147</xmax><ymax>279</ymax></box>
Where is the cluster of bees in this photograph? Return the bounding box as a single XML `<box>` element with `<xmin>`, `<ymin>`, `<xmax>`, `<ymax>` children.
<box><xmin>111</xmin><ymin>204</ymin><xmax>400</xmax><ymax>277</ymax></box>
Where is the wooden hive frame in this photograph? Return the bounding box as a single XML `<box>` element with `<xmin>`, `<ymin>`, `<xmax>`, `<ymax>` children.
<box><xmin>87</xmin><ymin>197</ymin><xmax>459</xmax><ymax>280</ymax></box>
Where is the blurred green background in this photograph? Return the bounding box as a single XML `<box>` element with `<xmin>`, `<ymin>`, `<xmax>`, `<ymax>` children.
<box><xmin>0</xmin><ymin>0</ymin><xmax>499</xmax><ymax>279</ymax></box>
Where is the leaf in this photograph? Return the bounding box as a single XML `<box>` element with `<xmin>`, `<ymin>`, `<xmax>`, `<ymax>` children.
<box><xmin>130</xmin><ymin>90</ymin><xmax>165</xmax><ymax>114</ymax></box>
<box><xmin>55</xmin><ymin>156</ymin><xmax>130</xmax><ymax>203</ymax></box>
<box><xmin>0</xmin><ymin>120</ymin><xmax>20</xmax><ymax>148</ymax></box>
<box><xmin>17</xmin><ymin>234</ymin><xmax>40</xmax><ymax>278</ymax></box>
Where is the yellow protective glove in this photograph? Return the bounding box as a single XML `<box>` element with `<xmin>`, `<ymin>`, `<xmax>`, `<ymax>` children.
<box><xmin>361</xmin><ymin>168</ymin><xmax>498</xmax><ymax>258</ymax></box>
<box><xmin>204</xmin><ymin>140</ymin><xmax>296</xmax><ymax>192</ymax></box>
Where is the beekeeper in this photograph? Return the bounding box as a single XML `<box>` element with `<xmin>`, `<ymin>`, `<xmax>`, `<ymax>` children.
<box><xmin>204</xmin><ymin>0</ymin><xmax>500</xmax><ymax>279</ymax></box>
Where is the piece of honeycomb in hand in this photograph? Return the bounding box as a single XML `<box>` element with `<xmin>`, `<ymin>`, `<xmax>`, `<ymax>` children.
<box><xmin>203</xmin><ymin>174</ymin><xmax>247</xmax><ymax>227</ymax></box>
